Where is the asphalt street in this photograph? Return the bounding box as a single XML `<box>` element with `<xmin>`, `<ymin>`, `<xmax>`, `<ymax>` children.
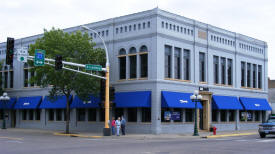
<box><xmin>0</xmin><ymin>129</ymin><xmax>275</xmax><ymax>154</ymax></box>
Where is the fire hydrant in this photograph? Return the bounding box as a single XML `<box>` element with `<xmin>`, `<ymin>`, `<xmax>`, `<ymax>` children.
<box><xmin>213</xmin><ymin>126</ymin><xmax>217</xmax><ymax>135</ymax></box>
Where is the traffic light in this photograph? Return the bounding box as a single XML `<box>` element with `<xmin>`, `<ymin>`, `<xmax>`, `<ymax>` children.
<box><xmin>110</xmin><ymin>87</ymin><xmax>115</xmax><ymax>101</ymax></box>
<box><xmin>55</xmin><ymin>55</ymin><xmax>62</xmax><ymax>70</ymax></box>
<box><xmin>100</xmin><ymin>79</ymin><xmax>105</xmax><ymax>101</ymax></box>
<box><xmin>6</xmin><ymin>37</ymin><xmax>14</xmax><ymax>65</ymax></box>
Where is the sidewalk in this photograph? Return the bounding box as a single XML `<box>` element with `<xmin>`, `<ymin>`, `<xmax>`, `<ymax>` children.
<box><xmin>2</xmin><ymin>128</ymin><xmax>258</xmax><ymax>139</ymax></box>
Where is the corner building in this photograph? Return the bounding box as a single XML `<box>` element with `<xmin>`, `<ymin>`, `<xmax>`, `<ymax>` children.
<box><xmin>0</xmin><ymin>8</ymin><xmax>271</xmax><ymax>134</ymax></box>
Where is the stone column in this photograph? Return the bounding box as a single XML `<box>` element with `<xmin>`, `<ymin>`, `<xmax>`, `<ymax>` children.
<box><xmin>226</xmin><ymin>110</ymin><xmax>229</xmax><ymax>122</ymax></box>
<box><xmin>182</xmin><ymin>109</ymin><xmax>185</xmax><ymax>122</ymax></box>
<box><xmin>259</xmin><ymin>111</ymin><xmax>263</xmax><ymax>123</ymax></box>
<box><xmin>170</xmin><ymin>108</ymin><xmax>174</xmax><ymax>123</ymax></box>
<box><xmin>252</xmin><ymin>111</ymin><xmax>255</xmax><ymax>122</ymax></box>
<box><xmin>217</xmin><ymin>110</ymin><xmax>221</xmax><ymax>123</ymax></box>
<box><xmin>123</xmin><ymin>108</ymin><xmax>128</xmax><ymax>122</ymax></box>
<box><xmin>235</xmin><ymin>110</ymin><xmax>240</xmax><ymax>130</ymax></box>
<box><xmin>137</xmin><ymin>108</ymin><xmax>142</xmax><ymax>123</ymax></box>
<box><xmin>41</xmin><ymin>109</ymin><xmax>46</xmax><ymax>126</ymax></box>
<box><xmin>151</xmin><ymin>88</ymin><xmax>161</xmax><ymax>134</ymax></box>
<box><xmin>16</xmin><ymin>110</ymin><xmax>20</xmax><ymax>127</ymax></box>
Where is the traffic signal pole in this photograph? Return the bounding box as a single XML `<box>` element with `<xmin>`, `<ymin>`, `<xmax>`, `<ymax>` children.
<box><xmin>105</xmin><ymin>66</ymin><xmax>110</xmax><ymax>129</ymax></box>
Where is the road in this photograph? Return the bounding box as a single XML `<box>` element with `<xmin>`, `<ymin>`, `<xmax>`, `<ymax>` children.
<box><xmin>0</xmin><ymin>130</ymin><xmax>275</xmax><ymax>154</ymax></box>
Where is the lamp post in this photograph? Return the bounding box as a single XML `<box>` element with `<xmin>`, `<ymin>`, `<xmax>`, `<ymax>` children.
<box><xmin>81</xmin><ymin>25</ymin><xmax>111</xmax><ymax>136</ymax></box>
<box><xmin>190</xmin><ymin>90</ymin><xmax>202</xmax><ymax>136</ymax></box>
<box><xmin>0</xmin><ymin>92</ymin><xmax>10</xmax><ymax>129</ymax></box>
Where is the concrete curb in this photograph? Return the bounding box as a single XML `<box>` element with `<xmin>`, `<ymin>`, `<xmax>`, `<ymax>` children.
<box><xmin>203</xmin><ymin>132</ymin><xmax>257</xmax><ymax>138</ymax></box>
<box><xmin>53</xmin><ymin>132</ymin><xmax>102</xmax><ymax>138</ymax></box>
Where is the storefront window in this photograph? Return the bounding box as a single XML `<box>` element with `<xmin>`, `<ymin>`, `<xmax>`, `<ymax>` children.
<box><xmin>35</xmin><ymin>109</ymin><xmax>40</xmax><ymax>120</ymax></box>
<box><xmin>220</xmin><ymin>110</ymin><xmax>226</xmax><ymax>122</ymax></box>
<box><xmin>142</xmin><ymin>108</ymin><xmax>151</xmax><ymax>122</ymax></box>
<box><xmin>56</xmin><ymin>109</ymin><xmax>62</xmax><ymax>121</ymax></box>
<box><xmin>29</xmin><ymin>110</ymin><xmax>34</xmax><ymax>120</ymax></box>
<box><xmin>185</xmin><ymin>109</ymin><xmax>194</xmax><ymax>122</ymax></box>
<box><xmin>173</xmin><ymin>108</ymin><xmax>182</xmax><ymax>122</ymax></box>
<box><xmin>229</xmin><ymin>110</ymin><xmax>235</xmax><ymax>122</ymax></box>
<box><xmin>255</xmin><ymin>111</ymin><xmax>260</xmax><ymax>121</ymax></box>
<box><xmin>49</xmin><ymin>109</ymin><xmax>54</xmax><ymax>121</ymax></box>
<box><xmin>77</xmin><ymin>109</ymin><xmax>86</xmax><ymax>121</ymax></box>
<box><xmin>88</xmin><ymin>109</ymin><xmax>96</xmax><ymax>121</ymax></box>
<box><xmin>247</xmin><ymin>111</ymin><xmax>253</xmax><ymax>121</ymax></box>
<box><xmin>240</xmin><ymin>111</ymin><xmax>246</xmax><ymax>121</ymax></box>
<box><xmin>212</xmin><ymin>110</ymin><xmax>217</xmax><ymax>122</ymax></box>
<box><xmin>22</xmin><ymin>110</ymin><xmax>27</xmax><ymax>120</ymax></box>
<box><xmin>0</xmin><ymin>109</ymin><xmax>3</xmax><ymax>120</ymax></box>
<box><xmin>100</xmin><ymin>108</ymin><xmax>105</xmax><ymax>122</ymax></box>
<box><xmin>115</xmin><ymin>108</ymin><xmax>124</xmax><ymax>120</ymax></box>
<box><xmin>161</xmin><ymin>108</ymin><xmax>169</xmax><ymax>122</ymax></box>
<box><xmin>128</xmin><ymin>108</ymin><xmax>137</xmax><ymax>122</ymax></box>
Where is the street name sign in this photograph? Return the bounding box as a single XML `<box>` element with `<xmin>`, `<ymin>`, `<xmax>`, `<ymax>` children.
<box><xmin>85</xmin><ymin>64</ymin><xmax>102</xmax><ymax>71</ymax></box>
<box><xmin>34</xmin><ymin>49</ymin><xmax>45</xmax><ymax>66</ymax></box>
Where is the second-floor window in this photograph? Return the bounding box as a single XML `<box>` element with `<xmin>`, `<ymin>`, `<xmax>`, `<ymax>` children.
<box><xmin>165</xmin><ymin>45</ymin><xmax>172</xmax><ymax>78</ymax></box>
<box><xmin>183</xmin><ymin>49</ymin><xmax>190</xmax><ymax>80</ymax></box>
<box><xmin>140</xmin><ymin>46</ymin><xmax>148</xmax><ymax>78</ymax></box>
<box><xmin>258</xmin><ymin>65</ymin><xmax>262</xmax><ymax>89</ymax></box>
<box><xmin>227</xmin><ymin>59</ymin><xmax>232</xmax><ymax>85</ymax></box>
<box><xmin>213</xmin><ymin>56</ymin><xmax>219</xmax><ymax>84</ymax></box>
<box><xmin>199</xmin><ymin>52</ymin><xmax>205</xmax><ymax>82</ymax></box>
<box><xmin>221</xmin><ymin>57</ymin><xmax>226</xmax><ymax>84</ymax></box>
<box><xmin>119</xmin><ymin>48</ymin><xmax>126</xmax><ymax>80</ymax></box>
<box><xmin>129</xmin><ymin>47</ymin><xmax>137</xmax><ymax>78</ymax></box>
<box><xmin>247</xmin><ymin>63</ymin><xmax>251</xmax><ymax>87</ymax></box>
<box><xmin>174</xmin><ymin>47</ymin><xmax>181</xmax><ymax>79</ymax></box>
<box><xmin>253</xmin><ymin>64</ymin><xmax>257</xmax><ymax>88</ymax></box>
<box><xmin>241</xmin><ymin>62</ymin><xmax>245</xmax><ymax>87</ymax></box>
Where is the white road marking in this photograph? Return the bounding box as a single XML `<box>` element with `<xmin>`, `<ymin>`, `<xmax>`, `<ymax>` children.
<box><xmin>6</xmin><ymin>140</ymin><xmax>23</xmax><ymax>143</ymax></box>
<box><xmin>257</xmin><ymin>139</ymin><xmax>275</xmax><ymax>143</ymax></box>
<box><xmin>235</xmin><ymin>140</ymin><xmax>248</xmax><ymax>142</ymax></box>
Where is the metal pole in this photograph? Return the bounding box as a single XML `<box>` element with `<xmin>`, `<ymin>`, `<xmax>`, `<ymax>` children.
<box><xmin>81</xmin><ymin>25</ymin><xmax>110</xmax><ymax>136</ymax></box>
<box><xmin>193</xmin><ymin>100</ymin><xmax>199</xmax><ymax>136</ymax></box>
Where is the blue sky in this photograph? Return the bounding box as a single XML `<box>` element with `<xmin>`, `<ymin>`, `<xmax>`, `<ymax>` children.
<box><xmin>1</xmin><ymin>0</ymin><xmax>274</xmax><ymax>78</ymax></box>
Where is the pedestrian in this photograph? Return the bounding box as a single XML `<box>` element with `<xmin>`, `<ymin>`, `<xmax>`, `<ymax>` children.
<box><xmin>115</xmin><ymin>117</ymin><xmax>121</xmax><ymax>136</ymax></box>
<box><xmin>111</xmin><ymin>117</ymin><xmax>116</xmax><ymax>135</ymax></box>
<box><xmin>121</xmin><ymin>116</ymin><xmax>126</xmax><ymax>135</ymax></box>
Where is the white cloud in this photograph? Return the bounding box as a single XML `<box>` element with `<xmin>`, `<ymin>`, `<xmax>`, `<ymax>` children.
<box><xmin>1</xmin><ymin>0</ymin><xmax>274</xmax><ymax>78</ymax></box>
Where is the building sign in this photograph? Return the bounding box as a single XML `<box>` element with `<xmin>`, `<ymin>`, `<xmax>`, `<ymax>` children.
<box><xmin>198</xmin><ymin>30</ymin><xmax>207</xmax><ymax>40</ymax></box>
<box><xmin>171</xmin><ymin>112</ymin><xmax>181</xmax><ymax>120</ymax></box>
<box><xmin>164</xmin><ymin>111</ymin><xmax>171</xmax><ymax>121</ymax></box>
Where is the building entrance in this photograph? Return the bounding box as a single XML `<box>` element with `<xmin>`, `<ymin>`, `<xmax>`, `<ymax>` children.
<box><xmin>199</xmin><ymin>91</ymin><xmax>212</xmax><ymax>131</ymax></box>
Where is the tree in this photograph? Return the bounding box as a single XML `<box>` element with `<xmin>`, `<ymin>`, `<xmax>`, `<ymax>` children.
<box><xmin>29</xmin><ymin>28</ymin><xmax>106</xmax><ymax>134</ymax></box>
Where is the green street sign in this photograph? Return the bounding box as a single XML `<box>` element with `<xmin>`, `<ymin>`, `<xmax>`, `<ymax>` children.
<box><xmin>34</xmin><ymin>49</ymin><xmax>45</xmax><ymax>66</ymax></box>
<box><xmin>85</xmin><ymin>64</ymin><xmax>102</xmax><ymax>71</ymax></box>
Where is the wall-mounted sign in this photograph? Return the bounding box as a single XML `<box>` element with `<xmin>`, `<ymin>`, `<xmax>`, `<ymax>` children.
<box><xmin>171</xmin><ymin>112</ymin><xmax>181</xmax><ymax>120</ymax></box>
<box><xmin>164</xmin><ymin>111</ymin><xmax>171</xmax><ymax>121</ymax></box>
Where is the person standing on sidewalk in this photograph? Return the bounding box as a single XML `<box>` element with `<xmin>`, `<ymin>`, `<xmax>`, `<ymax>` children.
<box><xmin>111</xmin><ymin>117</ymin><xmax>116</xmax><ymax>135</ymax></box>
<box><xmin>121</xmin><ymin>116</ymin><xmax>126</xmax><ymax>135</ymax></box>
<box><xmin>115</xmin><ymin>117</ymin><xmax>121</xmax><ymax>136</ymax></box>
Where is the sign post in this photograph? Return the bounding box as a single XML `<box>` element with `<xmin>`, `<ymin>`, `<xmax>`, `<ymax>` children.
<box><xmin>34</xmin><ymin>49</ymin><xmax>45</xmax><ymax>66</ymax></box>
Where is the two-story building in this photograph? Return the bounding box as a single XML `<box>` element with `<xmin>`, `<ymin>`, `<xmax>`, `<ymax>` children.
<box><xmin>0</xmin><ymin>8</ymin><xmax>271</xmax><ymax>134</ymax></box>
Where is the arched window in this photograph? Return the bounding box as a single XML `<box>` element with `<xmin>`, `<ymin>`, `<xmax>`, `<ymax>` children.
<box><xmin>119</xmin><ymin>48</ymin><xmax>126</xmax><ymax>55</ymax></box>
<box><xmin>139</xmin><ymin>45</ymin><xmax>148</xmax><ymax>52</ymax></box>
<box><xmin>129</xmin><ymin>47</ymin><xmax>137</xmax><ymax>78</ymax></box>
<box><xmin>129</xmin><ymin>47</ymin><xmax>137</xmax><ymax>54</ymax></box>
<box><xmin>140</xmin><ymin>45</ymin><xmax>148</xmax><ymax>78</ymax></box>
<box><xmin>118</xmin><ymin>48</ymin><xmax>126</xmax><ymax>80</ymax></box>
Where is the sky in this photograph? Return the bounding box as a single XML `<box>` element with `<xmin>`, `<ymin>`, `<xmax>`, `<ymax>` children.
<box><xmin>1</xmin><ymin>0</ymin><xmax>274</xmax><ymax>78</ymax></box>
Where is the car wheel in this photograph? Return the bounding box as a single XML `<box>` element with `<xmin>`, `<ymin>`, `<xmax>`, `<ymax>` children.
<box><xmin>260</xmin><ymin>133</ymin><xmax>266</xmax><ymax>138</ymax></box>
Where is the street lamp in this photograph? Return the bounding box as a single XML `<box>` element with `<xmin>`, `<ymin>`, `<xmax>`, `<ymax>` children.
<box><xmin>0</xmin><ymin>92</ymin><xmax>10</xmax><ymax>129</ymax></box>
<box><xmin>81</xmin><ymin>25</ymin><xmax>111</xmax><ymax>136</ymax></box>
<box><xmin>190</xmin><ymin>90</ymin><xmax>202</xmax><ymax>136</ymax></box>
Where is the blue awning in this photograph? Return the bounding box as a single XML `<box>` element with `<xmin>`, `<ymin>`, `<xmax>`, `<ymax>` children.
<box><xmin>114</xmin><ymin>91</ymin><xmax>151</xmax><ymax>108</ymax></box>
<box><xmin>239</xmin><ymin>97</ymin><xmax>272</xmax><ymax>111</ymax></box>
<box><xmin>71</xmin><ymin>95</ymin><xmax>101</xmax><ymax>108</ymax></box>
<box><xmin>40</xmin><ymin>95</ymin><xmax>72</xmax><ymax>109</ymax></box>
<box><xmin>14</xmin><ymin>96</ymin><xmax>42</xmax><ymax>109</ymax></box>
<box><xmin>212</xmin><ymin>95</ymin><xmax>243</xmax><ymax>110</ymax></box>
<box><xmin>0</xmin><ymin>97</ymin><xmax>17</xmax><ymax>109</ymax></box>
<box><xmin>162</xmin><ymin>91</ymin><xmax>202</xmax><ymax>109</ymax></box>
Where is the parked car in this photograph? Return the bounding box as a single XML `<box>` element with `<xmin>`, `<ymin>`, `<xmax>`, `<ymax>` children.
<box><xmin>258</xmin><ymin>116</ymin><xmax>275</xmax><ymax>138</ymax></box>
